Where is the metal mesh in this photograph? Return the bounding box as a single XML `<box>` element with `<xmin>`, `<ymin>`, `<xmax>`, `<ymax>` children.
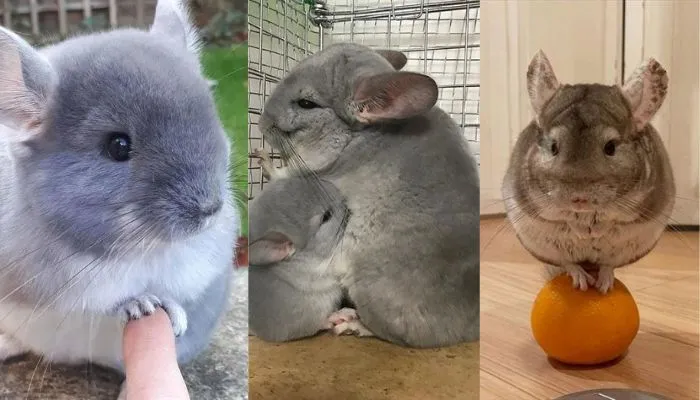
<box><xmin>247</xmin><ymin>0</ymin><xmax>480</xmax><ymax>199</ymax></box>
<box><xmin>247</xmin><ymin>0</ymin><xmax>321</xmax><ymax>199</ymax></box>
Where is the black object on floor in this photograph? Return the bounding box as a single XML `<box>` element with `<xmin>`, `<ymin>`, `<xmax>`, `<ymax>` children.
<box><xmin>555</xmin><ymin>389</ymin><xmax>671</xmax><ymax>400</ymax></box>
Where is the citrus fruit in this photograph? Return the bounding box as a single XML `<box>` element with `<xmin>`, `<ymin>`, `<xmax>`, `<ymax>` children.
<box><xmin>530</xmin><ymin>274</ymin><xmax>640</xmax><ymax>365</ymax></box>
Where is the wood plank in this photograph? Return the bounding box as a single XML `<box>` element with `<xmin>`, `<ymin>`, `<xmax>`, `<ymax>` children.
<box><xmin>136</xmin><ymin>0</ymin><xmax>144</xmax><ymax>26</ymax></box>
<box><xmin>108</xmin><ymin>0</ymin><xmax>116</xmax><ymax>27</ymax></box>
<box><xmin>57</xmin><ymin>0</ymin><xmax>67</xmax><ymax>34</ymax></box>
<box><xmin>83</xmin><ymin>0</ymin><xmax>91</xmax><ymax>18</ymax></box>
<box><xmin>3</xmin><ymin>0</ymin><xmax>11</xmax><ymax>28</ymax></box>
<box><xmin>30</xmin><ymin>0</ymin><xmax>39</xmax><ymax>35</ymax></box>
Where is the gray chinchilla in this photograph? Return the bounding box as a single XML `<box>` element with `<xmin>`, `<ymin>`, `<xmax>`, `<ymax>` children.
<box><xmin>248</xmin><ymin>170</ymin><xmax>351</xmax><ymax>342</ymax></box>
<box><xmin>255</xmin><ymin>43</ymin><xmax>480</xmax><ymax>348</ymax></box>
<box><xmin>0</xmin><ymin>0</ymin><xmax>239</xmax><ymax>396</ymax></box>
<box><xmin>502</xmin><ymin>50</ymin><xmax>675</xmax><ymax>293</ymax></box>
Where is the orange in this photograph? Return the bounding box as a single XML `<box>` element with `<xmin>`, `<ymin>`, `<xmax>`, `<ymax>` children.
<box><xmin>530</xmin><ymin>274</ymin><xmax>640</xmax><ymax>365</ymax></box>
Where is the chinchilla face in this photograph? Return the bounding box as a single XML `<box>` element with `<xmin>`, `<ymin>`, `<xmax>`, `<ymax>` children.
<box><xmin>258</xmin><ymin>42</ymin><xmax>437</xmax><ymax>173</ymax></box>
<box><xmin>248</xmin><ymin>177</ymin><xmax>348</xmax><ymax>266</ymax></box>
<box><xmin>0</xmin><ymin>0</ymin><xmax>230</xmax><ymax>254</ymax></box>
<box><xmin>522</xmin><ymin>51</ymin><xmax>668</xmax><ymax>211</ymax></box>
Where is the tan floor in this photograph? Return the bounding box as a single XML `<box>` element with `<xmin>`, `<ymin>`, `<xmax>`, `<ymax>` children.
<box><xmin>480</xmin><ymin>217</ymin><xmax>700</xmax><ymax>400</ymax></box>
<box><xmin>250</xmin><ymin>332</ymin><xmax>479</xmax><ymax>399</ymax></box>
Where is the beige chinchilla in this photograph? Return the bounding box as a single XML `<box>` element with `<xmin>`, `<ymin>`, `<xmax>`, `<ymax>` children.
<box><xmin>502</xmin><ymin>50</ymin><xmax>675</xmax><ymax>293</ymax></box>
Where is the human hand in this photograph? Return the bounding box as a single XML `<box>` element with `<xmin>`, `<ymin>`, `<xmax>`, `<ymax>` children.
<box><xmin>122</xmin><ymin>308</ymin><xmax>190</xmax><ymax>399</ymax></box>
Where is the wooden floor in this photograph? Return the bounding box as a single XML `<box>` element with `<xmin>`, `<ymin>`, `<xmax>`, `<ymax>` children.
<box><xmin>480</xmin><ymin>217</ymin><xmax>699</xmax><ymax>400</ymax></box>
<box><xmin>249</xmin><ymin>334</ymin><xmax>479</xmax><ymax>400</ymax></box>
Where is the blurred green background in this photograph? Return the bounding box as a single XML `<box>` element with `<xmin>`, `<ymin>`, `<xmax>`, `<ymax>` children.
<box><xmin>202</xmin><ymin>44</ymin><xmax>248</xmax><ymax>235</ymax></box>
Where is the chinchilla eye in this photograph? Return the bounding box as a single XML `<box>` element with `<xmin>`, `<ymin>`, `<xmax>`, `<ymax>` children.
<box><xmin>297</xmin><ymin>99</ymin><xmax>319</xmax><ymax>109</ymax></box>
<box><xmin>106</xmin><ymin>133</ymin><xmax>131</xmax><ymax>162</ymax></box>
<box><xmin>321</xmin><ymin>209</ymin><xmax>333</xmax><ymax>223</ymax></box>
<box><xmin>604</xmin><ymin>140</ymin><xmax>616</xmax><ymax>156</ymax></box>
<box><xmin>550</xmin><ymin>140</ymin><xmax>559</xmax><ymax>156</ymax></box>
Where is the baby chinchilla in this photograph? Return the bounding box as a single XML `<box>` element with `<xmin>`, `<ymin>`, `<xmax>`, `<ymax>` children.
<box><xmin>502</xmin><ymin>50</ymin><xmax>675</xmax><ymax>293</ymax></box>
<box><xmin>255</xmin><ymin>43</ymin><xmax>480</xmax><ymax>348</ymax></box>
<box><xmin>0</xmin><ymin>0</ymin><xmax>239</xmax><ymax>397</ymax></box>
<box><xmin>248</xmin><ymin>170</ymin><xmax>350</xmax><ymax>342</ymax></box>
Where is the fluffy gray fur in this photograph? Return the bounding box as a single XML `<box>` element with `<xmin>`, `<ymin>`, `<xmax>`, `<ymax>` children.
<box><xmin>0</xmin><ymin>0</ymin><xmax>240</xmax><ymax>396</ymax></box>
<box><xmin>502</xmin><ymin>50</ymin><xmax>675</xmax><ymax>294</ymax></box>
<box><xmin>254</xmin><ymin>43</ymin><xmax>480</xmax><ymax>348</ymax></box>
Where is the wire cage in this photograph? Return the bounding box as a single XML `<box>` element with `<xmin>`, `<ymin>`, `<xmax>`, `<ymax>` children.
<box><xmin>247</xmin><ymin>0</ymin><xmax>480</xmax><ymax>199</ymax></box>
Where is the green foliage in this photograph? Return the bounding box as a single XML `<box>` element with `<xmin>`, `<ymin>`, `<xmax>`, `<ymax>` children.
<box><xmin>199</xmin><ymin>8</ymin><xmax>247</xmax><ymax>45</ymax></box>
<box><xmin>201</xmin><ymin>44</ymin><xmax>249</xmax><ymax>234</ymax></box>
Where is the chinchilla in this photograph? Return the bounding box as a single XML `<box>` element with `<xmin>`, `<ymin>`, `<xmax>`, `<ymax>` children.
<box><xmin>502</xmin><ymin>50</ymin><xmax>675</xmax><ymax>293</ymax></box>
<box><xmin>248</xmin><ymin>170</ymin><xmax>350</xmax><ymax>342</ymax></box>
<box><xmin>0</xmin><ymin>0</ymin><xmax>240</xmax><ymax>396</ymax></box>
<box><xmin>255</xmin><ymin>43</ymin><xmax>480</xmax><ymax>348</ymax></box>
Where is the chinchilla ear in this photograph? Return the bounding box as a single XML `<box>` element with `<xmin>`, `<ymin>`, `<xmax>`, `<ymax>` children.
<box><xmin>0</xmin><ymin>27</ymin><xmax>56</xmax><ymax>141</ymax></box>
<box><xmin>376</xmin><ymin>50</ymin><xmax>408</xmax><ymax>70</ymax></box>
<box><xmin>248</xmin><ymin>231</ymin><xmax>296</xmax><ymax>266</ymax></box>
<box><xmin>350</xmin><ymin>71</ymin><xmax>438</xmax><ymax>124</ymax></box>
<box><xmin>150</xmin><ymin>0</ymin><xmax>200</xmax><ymax>55</ymax></box>
<box><xmin>527</xmin><ymin>50</ymin><xmax>560</xmax><ymax>120</ymax></box>
<box><xmin>620</xmin><ymin>58</ymin><xmax>668</xmax><ymax>131</ymax></box>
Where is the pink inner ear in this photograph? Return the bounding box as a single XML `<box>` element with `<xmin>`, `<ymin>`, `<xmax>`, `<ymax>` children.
<box><xmin>352</xmin><ymin>72</ymin><xmax>438</xmax><ymax>124</ymax></box>
<box><xmin>621</xmin><ymin>58</ymin><xmax>668</xmax><ymax>130</ymax></box>
<box><xmin>248</xmin><ymin>234</ymin><xmax>295</xmax><ymax>265</ymax></box>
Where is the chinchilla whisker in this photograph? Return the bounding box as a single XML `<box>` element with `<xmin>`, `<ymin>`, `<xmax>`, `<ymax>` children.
<box><xmin>671</xmin><ymin>195</ymin><xmax>700</xmax><ymax>202</ymax></box>
<box><xmin>213</xmin><ymin>66</ymin><xmax>247</xmax><ymax>83</ymax></box>
<box><xmin>481</xmin><ymin>208</ymin><xmax>536</xmax><ymax>253</ymax></box>
<box><xmin>0</xmin><ymin>211</ymin><xmax>143</xmax><ymax>309</ymax></box>
<box><xmin>231</xmin><ymin>191</ymin><xmax>247</xmax><ymax>211</ymax></box>
<box><xmin>105</xmin><ymin>219</ymin><xmax>143</xmax><ymax>260</ymax></box>
<box><xmin>614</xmin><ymin>199</ymin><xmax>696</xmax><ymax>252</ymax></box>
<box><xmin>145</xmin><ymin>230</ymin><xmax>161</xmax><ymax>255</ymax></box>
<box><xmin>483</xmin><ymin>193</ymin><xmax>550</xmax><ymax>254</ymax></box>
<box><xmin>39</xmin><ymin>353</ymin><xmax>53</xmax><ymax>395</ymax></box>
<box><xmin>480</xmin><ymin>199</ymin><xmax>508</xmax><ymax>211</ymax></box>
<box><xmin>67</xmin><ymin>197</ymin><xmax>156</xmax><ymax>208</ymax></box>
<box><xmin>35</xmin><ymin>218</ymin><xmax>147</xmax><ymax>318</ymax></box>
<box><xmin>616</xmin><ymin>197</ymin><xmax>689</xmax><ymax>228</ymax></box>
<box><xmin>227</xmin><ymin>157</ymin><xmax>247</xmax><ymax>171</ymax></box>
<box><xmin>624</xmin><ymin>178</ymin><xmax>698</xmax><ymax>203</ymax></box>
<box><xmin>41</xmin><ymin>220</ymin><xmax>151</xmax><ymax>333</ymax></box>
<box><xmin>26</xmin><ymin>352</ymin><xmax>46</xmax><ymax>397</ymax></box>
<box><xmin>0</xmin><ymin>206</ymin><xmax>144</xmax><ymax>277</ymax></box>
<box><xmin>278</xmin><ymin>138</ymin><xmax>338</xmax><ymax>209</ymax></box>
<box><xmin>327</xmin><ymin>206</ymin><xmax>351</xmax><ymax>267</ymax></box>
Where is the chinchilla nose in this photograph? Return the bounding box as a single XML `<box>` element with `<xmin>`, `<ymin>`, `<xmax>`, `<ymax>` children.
<box><xmin>571</xmin><ymin>196</ymin><xmax>588</xmax><ymax>204</ymax></box>
<box><xmin>198</xmin><ymin>198</ymin><xmax>223</xmax><ymax>218</ymax></box>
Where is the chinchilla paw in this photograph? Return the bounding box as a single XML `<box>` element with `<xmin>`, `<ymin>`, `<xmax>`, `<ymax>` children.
<box><xmin>160</xmin><ymin>298</ymin><xmax>188</xmax><ymax>337</ymax></box>
<box><xmin>112</xmin><ymin>294</ymin><xmax>162</xmax><ymax>322</ymax></box>
<box><xmin>327</xmin><ymin>307</ymin><xmax>359</xmax><ymax>325</ymax></box>
<box><xmin>333</xmin><ymin>320</ymin><xmax>374</xmax><ymax>337</ymax></box>
<box><xmin>327</xmin><ymin>308</ymin><xmax>374</xmax><ymax>337</ymax></box>
<box><xmin>112</xmin><ymin>295</ymin><xmax>188</xmax><ymax>337</ymax></box>
<box><xmin>563</xmin><ymin>264</ymin><xmax>595</xmax><ymax>291</ymax></box>
<box><xmin>595</xmin><ymin>266</ymin><xmax>615</xmax><ymax>294</ymax></box>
